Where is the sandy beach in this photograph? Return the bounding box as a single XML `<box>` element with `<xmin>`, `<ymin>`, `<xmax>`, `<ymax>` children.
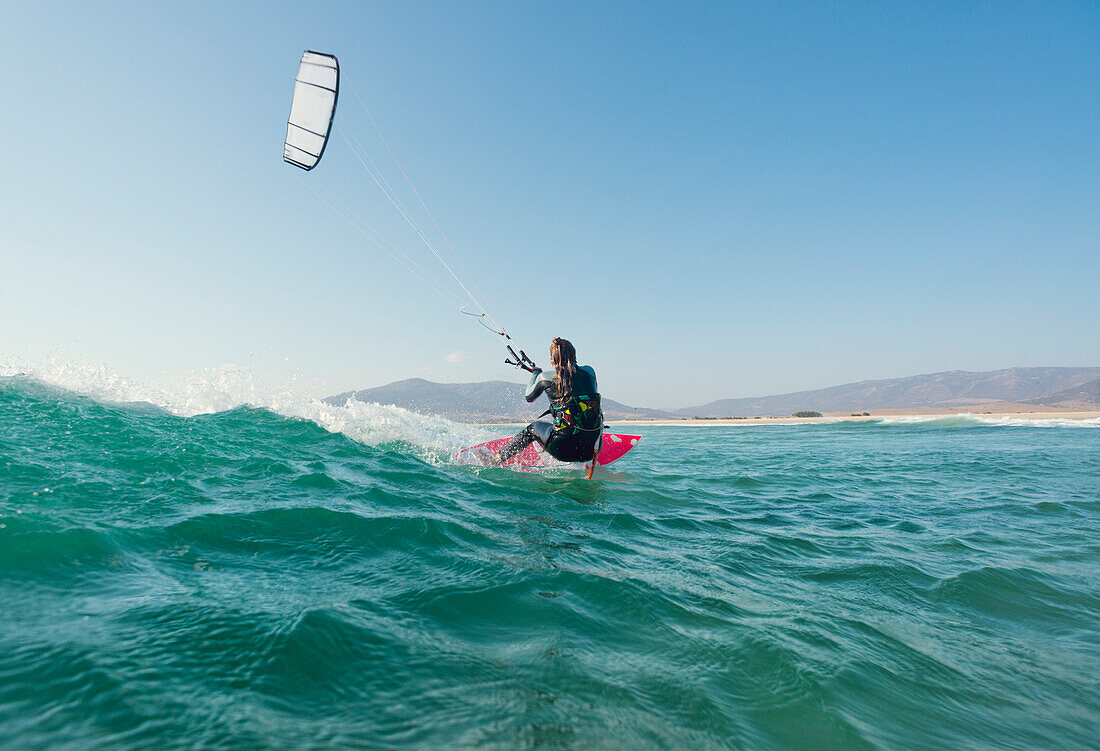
<box><xmin>609</xmin><ymin>405</ymin><xmax>1100</xmax><ymax>426</ymax></box>
<box><xmin>482</xmin><ymin>403</ymin><xmax>1100</xmax><ymax>427</ymax></box>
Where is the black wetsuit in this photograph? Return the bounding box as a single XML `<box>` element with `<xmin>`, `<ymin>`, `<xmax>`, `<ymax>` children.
<box><xmin>499</xmin><ymin>366</ymin><xmax>602</xmax><ymax>463</ymax></box>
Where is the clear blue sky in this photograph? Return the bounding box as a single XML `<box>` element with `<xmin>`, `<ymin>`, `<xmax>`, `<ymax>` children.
<box><xmin>2</xmin><ymin>1</ymin><xmax>1097</xmax><ymax>408</ymax></box>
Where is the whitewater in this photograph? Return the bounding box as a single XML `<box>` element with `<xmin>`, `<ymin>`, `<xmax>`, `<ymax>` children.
<box><xmin>2</xmin><ymin>361</ymin><xmax>1098</xmax><ymax>750</ymax></box>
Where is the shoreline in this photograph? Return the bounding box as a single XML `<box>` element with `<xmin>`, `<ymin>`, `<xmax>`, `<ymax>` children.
<box><xmin>602</xmin><ymin>411</ymin><xmax>1100</xmax><ymax>426</ymax></box>
<box><xmin>480</xmin><ymin>408</ymin><xmax>1100</xmax><ymax>427</ymax></box>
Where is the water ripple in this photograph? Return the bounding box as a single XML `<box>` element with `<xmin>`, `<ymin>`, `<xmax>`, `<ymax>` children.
<box><xmin>2</xmin><ymin>380</ymin><xmax>1099</xmax><ymax>749</ymax></box>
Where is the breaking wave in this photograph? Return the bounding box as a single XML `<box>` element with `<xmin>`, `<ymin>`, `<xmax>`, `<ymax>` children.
<box><xmin>0</xmin><ymin>355</ymin><xmax>493</xmax><ymax>463</ymax></box>
<box><xmin>873</xmin><ymin>412</ymin><xmax>1100</xmax><ymax>428</ymax></box>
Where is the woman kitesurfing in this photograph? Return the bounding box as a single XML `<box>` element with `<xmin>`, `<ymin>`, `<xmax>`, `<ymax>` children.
<box><xmin>491</xmin><ymin>338</ymin><xmax>603</xmax><ymax>474</ymax></box>
<box><xmin>284</xmin><ymin>51</ymin><xmax>638</xmax><ymax>476</ymax></box>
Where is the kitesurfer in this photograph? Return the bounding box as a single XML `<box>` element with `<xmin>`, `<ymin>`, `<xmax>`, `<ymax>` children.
<box><xmin>496</xmin><ymin>338</ymin><xmax>603</xmax><ymax>472</ymax></box>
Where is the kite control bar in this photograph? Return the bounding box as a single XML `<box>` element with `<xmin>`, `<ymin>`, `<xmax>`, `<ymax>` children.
<box><xmin>505</xmin><ymin>345</ymin><xmax>539</xmax><ymax>373</ymax></box>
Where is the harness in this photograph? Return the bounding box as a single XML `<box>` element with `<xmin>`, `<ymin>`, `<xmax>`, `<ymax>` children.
<box><xmin>548</xmin><ymin>392</ymin><xmax>603</xmax><ymax>435</ymax></box>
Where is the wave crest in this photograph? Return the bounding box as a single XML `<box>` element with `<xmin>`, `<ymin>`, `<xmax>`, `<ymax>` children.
<box><xmin>874</xmin><ymin>413</ymin><xmax>1100</xmax><ymax>428</ymax></box>
<box><xmin>0</xmin><ymin>356</ymin><xmax>494</xmax><ymax>459</ymax></box>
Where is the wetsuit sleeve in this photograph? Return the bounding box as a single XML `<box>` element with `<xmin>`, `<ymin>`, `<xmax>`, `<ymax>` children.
<box><xmin>579</xmin><ymin>365</ymin><xmax>597</xmax><ymax>393</ymax></box>
<box><xmin>525</xmin><ymin>369</ymin><xmax>554</xmax><ymax>402</ymax></box>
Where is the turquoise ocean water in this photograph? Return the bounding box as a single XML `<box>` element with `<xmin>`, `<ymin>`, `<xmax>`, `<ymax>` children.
<box><xmin>1</xmin><ymin>373</ymin><xmax>1098</xmax><ymax>749</ymax></box>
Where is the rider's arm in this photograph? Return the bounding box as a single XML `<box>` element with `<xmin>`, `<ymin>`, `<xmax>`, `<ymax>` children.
<box><xmin>525</xmin><ymin>369</ymin><xmax>554</xmax><ymax>402</ymax></box>
<box><xmin>578</xmin><ymin>365</ymin><xmax>597</xmax><ymax>393</ymax></box>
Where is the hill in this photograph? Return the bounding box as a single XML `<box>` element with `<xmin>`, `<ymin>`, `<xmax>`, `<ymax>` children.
<box><xmin>674</xmin><ymin>367</ymin><xmax>1100</xmax><ymax>417</ymax></box>
<box><xmin>324</xmin><ymin>378</ymin><xmax>672</xmax><ymax>423</ymax></box>
<box><xmin>325</xmin><ymin>367</ymin><xmax>1100</xmax><ymax>422</ymax></box>
<box><xmin>1022</xmin><ymin>377</ymin><xmax>1100</xmax><ymax>410</ymax></box>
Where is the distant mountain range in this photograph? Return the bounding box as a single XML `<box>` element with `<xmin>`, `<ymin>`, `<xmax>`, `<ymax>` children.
<box><xmin>325</xmin><ymin>367</ymin><xmax>1100</xmax><ymax>422</ymax></box>
<box><xmin>672</xmin><ymin>367</ymin><xmax>1100</xmax><ymax>417</ymax></box>
<box><xmin>324</xmin><ymin>379</ymin><xmax>672</xmax><ymax>422</ymax></box>
<box><xmin>1022</xmin><ymin>377</ymin><xmax>1100</xmax><ymax>409</ymax></box>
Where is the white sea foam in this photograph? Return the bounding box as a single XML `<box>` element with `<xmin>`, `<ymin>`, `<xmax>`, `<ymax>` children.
<box><xmin>874</xmin><ymin>413</ymin><xmax>1100</xmax><ymax>428</ymax></box>
<box><xmin>0</xmin><ymin>355</ymin><xmax>496</xmax><ymax>459</ymax></box>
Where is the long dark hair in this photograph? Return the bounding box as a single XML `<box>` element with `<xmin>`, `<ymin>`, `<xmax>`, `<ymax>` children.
<box><xmin>550</xmin><ymin>338</ymin><xmax>577</xmax><ymax>401</ymax></box>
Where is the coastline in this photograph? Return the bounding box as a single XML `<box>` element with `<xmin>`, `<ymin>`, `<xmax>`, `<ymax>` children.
<box><xmin>481</xmin><ymin>405</ymin><xmax>1100</xmax><ymax>427</ymax></box>
<box><xmin>603</xmin><ymin>412</ymin><xmax>1100</xmax><ymax>426</ymax></box>
<box><xmin>607</xmin><ymin>406</ymin><xmax>1100</xmax><ymax>426</ymax></box>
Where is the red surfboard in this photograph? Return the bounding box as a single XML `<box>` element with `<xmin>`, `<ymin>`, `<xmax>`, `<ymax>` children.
<box><xmin>455</xmin><ymin>432</ymin><xmax>641</xmax><ymax>471</ymax></box>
